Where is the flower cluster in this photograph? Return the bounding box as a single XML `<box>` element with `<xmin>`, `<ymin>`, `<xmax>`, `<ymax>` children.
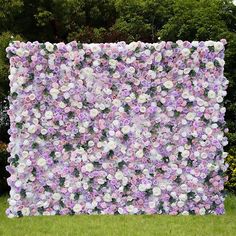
<box><xmin>6</xmin><ymin>40</ymin><xmax>228</xmax><ymax>217</ymax></box>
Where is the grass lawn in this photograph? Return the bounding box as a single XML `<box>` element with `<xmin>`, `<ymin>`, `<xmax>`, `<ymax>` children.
<box><xmin>0</xmin><ymin>194</ymin><xmax>236</xmax><ymax>236</ymax></box>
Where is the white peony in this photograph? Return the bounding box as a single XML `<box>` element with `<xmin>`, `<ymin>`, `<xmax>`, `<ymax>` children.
<box><xmin>163</xmin><ymin>80</ymin><xmax>174</xmax><ymax>89</ymax></box>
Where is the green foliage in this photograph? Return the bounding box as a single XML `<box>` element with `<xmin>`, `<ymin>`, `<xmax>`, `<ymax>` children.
<box><xmin>0</xmin><ymin>143</ymin><xmax>9</xmax><ymax>195</ymax></box>
<box><xmin>0</xmin><ymin>32</ymin><xmax>22</xmax><ymax>98</ymax></box>
<box><xmin>0</xmin><ymin>0</ymin><xmax>236</xmax><ymax>194</ymax></box>
<box><xmin>225</xmin><ymin>148</ymin><xmax>236</xmax><ymax>193</ymax></box>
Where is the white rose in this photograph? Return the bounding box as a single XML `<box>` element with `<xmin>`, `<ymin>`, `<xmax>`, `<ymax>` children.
<box><xmin>177</xmin><ymin>201</ymin><xmax>185</xmax><ymax>208</ymax></box>
<box><xmin>58</xmin><ymin>102</ymin><xmax>66</xmax><ymax>109</ymax></box>
<box><xmin>136</xmin><ymin>149</ymin><xmax>144</xmax><ymax>158</ymax></box>
<box><xmin>180</xmin><ymin>184</ymin><xmax>188</xmax><ymax>191</ymax></box>
<box><xmin>22</xmin><ymin>151</ymin><xmax>29</xmax><ymax>158</ymax></box>
<box><xmin>84</xmin><ymin>163</ymin><xmax>94</xmax><ymax>172</ymax></box>
<box><xmin>201</xmin><ymin>152</ymin><xmax>208</xmax><ymax>159</ymax></box>
<box><xmin>199</xmin><ymin>208</ymin><xmax>206</xmax><ymax>215</ymax></box>
<box><xmin>215</xmin><ymin>57</ymin><xmax>225</xmax><ymax>67</ymax></box>
<box><xmin>163</xmin><ymin>80</ymin><xmax>174</xmax><ymax>89</ymax></box>
<box><xmin>113</xmin><ymin>71</ymin><xmax>120</xmax><ymax>78</ymax></box>
<box><xmin>140</xmin><ymin>106</ymin><xmax>146</xmax><ymax>113</ymax></box>
<box><xmin>206</xmin><ymin>62</ymin><xmax>214</xmax><ymax>69</ymax></box>
<box><xmin>182</xmin><ymin>150</ymin><xmax>190</xmax><ymax>158</ymax></box>
<box><xmin>205</xmin><ymin>40</ymin><xmax>214</xmax><ymax>47</ymax></box>
<box><xmin>18</xmin><ymin>163</ymin><xmax>26</xmax><ymax>173</ymax></box>
<box><xmin>112</xmin><ymin>99</ymin><xmax>122</xmax><ymax>107</ymax></box>
<box><xmin>165</xmin><ymin>50</ymin><xmax>173</xmax><ymax>57</ymax></box>
<box><xmin>181</xmin><ymin>211</ymin><xmax>189</xmax><ymax>215</ymax></box>
<box><xmin>121</xmin><ymin>125</ymin><xmax>131</xmax><ymax>134</ymax></box>
<box><xmin>28</xmin><ymin>124</ymin><xmax>37</xmax><ymax>134</ymax></box>
<box><xmin>16</xmin><ymin>48</ymin><xmax>24</xmax><ymax>57</ymax></box>
<box><xmin>149</xmin><ymin>201</ymin><xmax>156</xmax><ymax>209</ymax></box>
<box><xmin>138</xmin><ymin>184</ymin><xmax>146</xmax><ymax>192</ymax></box>
<box><xmin>181</xmin><ymin>48</ymin><xmax>191</xmax><ymax>57</ymax></box>
<box><xmin>73</xmin><ymin>203</ymin><xmax>82</xmax><ymax>213</ymax></box>
<box><xmin>115</xmin><ymin>171</ymin><xmax>124</xmax><ymax>180</ymax></box>
<box><xmin>37</xmin><ymin>157</ymin><xmax>46</xmax><ymax>167</ymax></box>
<box><xmin>15</xmin><ymin>180</ymin><xmax>22</xmax><ymax>188</ymax></box>
<box><xmin>52</xmin><ymin>193</ymin><xmax>61</xmax><ymax>201</ymax></box>
<box><xmin>186</xmin><ymin>112</ymin><xmax>196</xmax><ymax>121</ymax></box>
<box><xmin>192</xmin><ymin>41</ymin><xmax>199</xmax><ymax>47</ymax></box>
<box><xmin>127</xmin><ymin>67</ymin><xmax>135</xmax><ymax>74</ymax></box>
<box><xmin>109</xmin><ymin>59</ymin><xmax>117</xmax><ymax>68</ymax></box>
<box><xmin>155</xmin><ymin>53</ymin><xmax>162</xmax><ymax>62</ymax></box>
<box><xmin>179</xmin><ymin>194</ymin><xmax>187</xmax><ymax>201</ymax></box>
<box><xmin>138</xmin><ymin>94</ymin><xmax>147</xmax><ymax>104</ymax></box>
<box><xmin>45</xmin><ymin>42</ymin><xmax>54</xmax><ymax>52</ymax></box>
<box><xmin>50</xmin><ymin>88</ymin><xmax>59</xmax><ymax>99</ymax></box>
<box><xmin>214</xmin><ymin>42</ymin><xmax>224</xmax><ymax>52</ymax></box>
<box><xmin>153</xmin><ymin>187</ymin><xmax>161</xmax><ymax>196</ymax></box>
<box><xmin>208</xmin><ymin>90</ymin><xmax>216</xmax><ymax>99</ymax></box>
<box><xmin>147</xmin><ymin>70</ymin><xmax>156</xmax><ymax>79</ymax></box>
<box><xmin>107</xmin><ymin>140</ymin><xmax>117</xmax><ymax>150</ymax></box>
<box><xmin>21</xmin><ymin>207</ymin><xmax>30</xmax><ymax>216</ymax></box>
<box><xmin>103</xmin><ymin>193</ymin><xmax>112</xmax><ymax>202</ymax></box>
<box><xmin>205</xmin><ymin>127</ymin><xmax>212</xmax><ymax>135</ymax></box>
<box><xmin>128</xmin><ymin>42</ymin><xmax>138</xmax><ymax>51</ymax></box>
<box><xmin>45</xmin><ymin>111</ymin><xmax>53</xmax><ymax>120</ymax></box>
<box><xmin>126</xmin><ymin>205</ymin><xmax>135</xmax><ymax>213</ymax></box>
<box><xmin>90</xmin><ymin>109</ymin><xmax>99</xmax><ymax>118</ymax></box>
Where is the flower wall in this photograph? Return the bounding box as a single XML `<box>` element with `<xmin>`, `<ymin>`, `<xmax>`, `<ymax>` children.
<box><xmin>6</xmin><ymin>40</ymin><xmax>228</xmax><ymax>217</ymax></box>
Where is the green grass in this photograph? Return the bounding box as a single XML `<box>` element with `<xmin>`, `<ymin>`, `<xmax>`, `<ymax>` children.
<box><xmin>0</xmin><ymin>194</ymin><xmax>236</xmax><ymax>236</ymax></box>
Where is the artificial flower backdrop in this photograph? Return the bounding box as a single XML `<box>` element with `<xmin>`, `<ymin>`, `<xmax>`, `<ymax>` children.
<box><xmin>6</xmin><ymin>40</ymin><xmax>228</xmax><ymax>217</ymax></box>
